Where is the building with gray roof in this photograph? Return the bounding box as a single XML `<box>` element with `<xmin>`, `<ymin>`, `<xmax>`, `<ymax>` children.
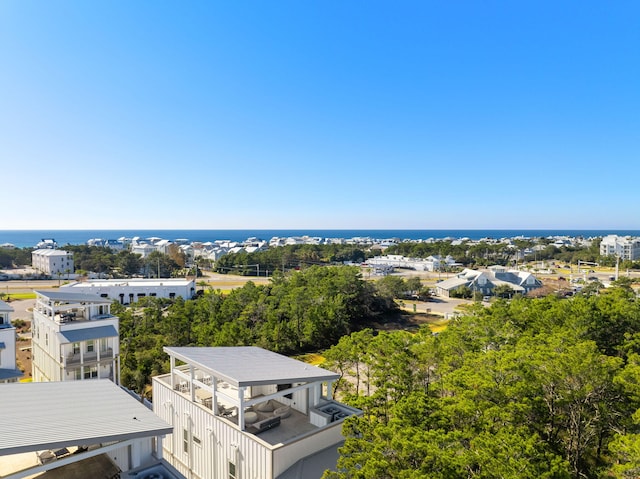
<box><xmin>435</xmin><ymin>267</ymin><xmax>542</xmax><ymax>298</ymax></box>
<box><xmin>0</xmin><ymin>380</ymin><xmax>175</xmax><ymax>479</ymax></box>
<box><xmin>153</xmin><ymin>346</ymin><xmax>362</xmax><ymax>479</ymax></box>
<box><xmin>31</xmin><ymin>290</ymin><xmax>120</xmax><ymax>383</ymax></box>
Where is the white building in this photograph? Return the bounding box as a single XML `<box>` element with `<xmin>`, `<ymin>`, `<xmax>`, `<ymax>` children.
<box><xmin>131</xmin><ymin>242</ymin><xmax>157</xmax><ymax>258</ymax></box>
<box><xmin>435</xmin><ymin>267</ymin><xmax>542</xmax><ymax>298</ymax></box>
<box><xmin>31</xmin><ymin>290</ymin><xmax>120</xmax><ymax>383</ymax></box>
<box><xmin>0</xmin><ymin>299</ymin><xmax>23</xmax><ymax>383</ymax></box>
<box><xmin>600</xmin><ymin>235</ymin><xmax>640</xmax><ymax>261</ymax></box>
<box><xmin>367</xmin><ymin>254</ymin><xmax>460</xmax><ymax>272</ymax></box>
<box><xmin>153</xmin><ymin>346</ymin><xmax>362</xmax><ymax>479</ymax></box>
<box><xmin>31</xmin><ymin>249</ymin><xmax>74</xmax><ymax>277</ymax></box>
<box><xmin>0</xmin><ymin>380</ymin><xmax>177</xmax><ymax>479</ymax></box>
<box><xmin>61</xmin><ymin>278</ymin><xmax>196</xmax><ymax>304</ymax></box>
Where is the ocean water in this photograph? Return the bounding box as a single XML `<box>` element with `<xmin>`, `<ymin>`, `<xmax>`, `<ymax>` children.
<box><xmin>1</xmin><ymin>229</ymin><xmax>639</xmax><ymax>248</ymax></box>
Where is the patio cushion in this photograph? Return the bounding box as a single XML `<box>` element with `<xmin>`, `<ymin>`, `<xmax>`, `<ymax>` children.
<box><xmin>273</xmin><ymin>405</ymin><xmax>291</xmax><ymax>418</ymax></box>
<box><xmin>256</xmin><ymin>400</ymin><xmax>274</xmax><ymax>412</ymax></box>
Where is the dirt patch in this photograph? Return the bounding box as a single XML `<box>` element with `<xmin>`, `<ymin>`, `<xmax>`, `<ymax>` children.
<box><xmin>15</xmin><ymin>321</ymin><xmax>32</xmax><ymax>380</ymax></box>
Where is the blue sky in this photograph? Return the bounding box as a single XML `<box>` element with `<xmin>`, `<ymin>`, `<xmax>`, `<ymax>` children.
<box><xmin>2</xmin><ymin>1</ymin><xmax>639</xmax><ymax>230</ymax></box>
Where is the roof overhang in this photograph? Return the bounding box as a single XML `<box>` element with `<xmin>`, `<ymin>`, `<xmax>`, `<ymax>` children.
<box><xmin>0</xmin><ymin>380</ymin><xmax>172</xmax><ymax>455</ymax></box>
<box><xmin>165</xmin><ymin>346</ymin><xmax>340</xmax><ymax>387</ymax></box>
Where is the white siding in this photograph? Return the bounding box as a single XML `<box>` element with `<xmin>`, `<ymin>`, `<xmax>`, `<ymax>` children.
<box><xmin>154</xmin><ymin>379</ymin><xmax>274</xmax><ymax>479</ymax></box>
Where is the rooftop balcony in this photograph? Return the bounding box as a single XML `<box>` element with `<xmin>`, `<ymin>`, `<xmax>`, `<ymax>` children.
<box><xmin>155</xmin><ymin>372</ymin><xmax>359</xmax><ymax>447</ymax></box>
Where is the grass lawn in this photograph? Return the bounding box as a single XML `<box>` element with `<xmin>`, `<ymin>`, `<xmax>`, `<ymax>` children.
<box><xmin>428</xmin><ymin>318</ymin><xmax>450</xmax><ymax>333</ymax></box>
<box><xmin>3</xmin><ymin>292</ymin><xmax>36</xmax><ymax>301</ymax></box>
<box><xmin>296</xmin><ymin>353</ymin><xmax>326</xmax><ymax>366</ymax></box>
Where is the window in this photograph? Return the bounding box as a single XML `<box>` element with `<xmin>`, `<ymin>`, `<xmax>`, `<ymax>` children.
<box><xmin>45</xmin><ymin>333</ymin><xmax>48</xmax><ymax>346</ymax></box>
<box><xmin>74</xmin><ymin>369</ymin><xmax>81</xmax><ymax>380</ymax></box>
<box><xmin>183</xmin><ymin>429</ymin><xmax>189</xmax><ymax>453</ymax></box>
<box><xmin>84</xmin><ymin>366</ymin><xmax>98</xmax><ymax>379</ymax></box>
<box><xmin>73</xmin><ymin>342</ymin><xmax>80</xmax><ymax>354</ymax></box>
<box><xmin>228</xmin><ymin>461</ymin><xmax>237</xmax><ymax>479</ymax></box>
<box><xmin>87</xmin><ymin>340</ymin><xmax>95</xmax><ymax>353</ymax></box>
<box><xmin>278</xmin><ymin>383</ymin><xmax>293</xmax><ymax>399</ymax></box>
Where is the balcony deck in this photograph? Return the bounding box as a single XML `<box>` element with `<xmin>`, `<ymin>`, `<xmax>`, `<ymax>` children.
<box><xmin>66</xmin><ymin>348</ymin><xmax>114</xmax><ymax>365</ymax></box>
<box><xmin>155</xmin><ymin>375</ymin><xmax>341</xmax><ymax>446</ymax></box>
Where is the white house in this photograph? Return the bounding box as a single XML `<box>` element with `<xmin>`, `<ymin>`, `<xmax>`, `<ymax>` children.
<box><xmin>600</xmin><ymin>235</ymin><xmax>640</xmax><ymax>261</ymax></box>
<box><xmin>61</xmin><ymin>278</ymin><xmax>196</xmax><ymax>304</ymax></box>
<box><xmin>31</xmin><ymin>290</ymin><xmax>120</xmax><ymax>383</ymax></box>
<box><xmin>153</xmin><ymin>346</ymin><xmax>362</xmax><ymax>479</ymax></box>
<box><xmin>0</xmin><ymin>299</ymin><xmax>23</xmax><ymax>383</ymax></box>
<box><xmin>31</xmin><ymin>249</ymin><xmax>74</xmax><ymax>277</ymax></box>
<box><xmin>435</xmin><ymin>267</ymin><xmax>542</xmax><ymax>298</ymax></box>
<box><xmin>0</xmin><ymin>380</ymin><xmax>177</xmax><ymax>479</ymax></box>
<box><xmin>131</xmin><ymin>242</ymin><xmax>157</xmax><ymax>258</ymax></box>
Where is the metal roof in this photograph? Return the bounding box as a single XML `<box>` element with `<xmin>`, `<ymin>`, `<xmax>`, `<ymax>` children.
<box><xmin>0</xmin><ymin>299</ymin><xmax>13</xmax><ymax>312</ymax></box>
<box><xmin>165</xmin><ymin>346</ymin><xmax>339</xmax><ymax>387</ymax></box>
<box><xmin>0</xmin><ymin>367</ymin><xmax>23</xmax><ymax>381</ymax></box>
<box><xmin>58</xmin><ymin>325</ymin><xmax>119</xmax><ymax>343</ymax></box>
<box><xmin>35</xmin><ymin>290</ymin><xmax>112</xmax><ymax>303</ymax></box>
<box><xmin>0</xmin><ymin>380</ymin><xmax>173</xmax><ymax>455</ymax></box>
<box><xmin>62</xmin><ymin>278</ymin><xmax>194</xmax><ymax>288</ymax></box>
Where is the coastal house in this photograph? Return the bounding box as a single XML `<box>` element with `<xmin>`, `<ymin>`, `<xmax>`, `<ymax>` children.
<box><xmin>0</xmin><ymin>299</ymin><xmax>23</xmax><ymax>383</ymax></box>
<box><xmin>0</xmin><ymin>380</ymin><xmax>176</xmax><ymax>479</ymax></box>
<box><xmin>31</xmin><ymin>290</ymin><xmax>120</xmax><ymax>383</ymax></box>
<box><xmin>31</xmin><ymin>249</ymin><xmax>74</xmax><ymax>277</ymax></box>
<box><xmin>435</xmin><ymin>267</ymin><xmax>542</xmax><ymax>298</ymax></box>
<box><xmin>61</xmin><ymin>278</ymin><xmax>196</xmax><ymax>304</ymax></box>
<box><xmin>153</xmin><ymin>346</ymin><xmax>362</xmax><ymax>479</ymax></box>
<box><xmin>131</xmin><ymin>242</ymin><xmax>157</xmax><ymax>258</ymax></box>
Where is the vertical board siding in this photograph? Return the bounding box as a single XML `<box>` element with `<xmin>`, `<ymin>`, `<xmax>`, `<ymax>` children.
<box><xmin>154</xmin><ymin>379</ymin><xmax>273</xmax><ymax>479</ymax></box>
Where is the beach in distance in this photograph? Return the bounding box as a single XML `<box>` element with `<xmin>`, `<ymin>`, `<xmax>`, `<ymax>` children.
<box><xmin>2</xmin><ymin>229</ymin><xmax>640</xmax><ymax>249</ymax></box>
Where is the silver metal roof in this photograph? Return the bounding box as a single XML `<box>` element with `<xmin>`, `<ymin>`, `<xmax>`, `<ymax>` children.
<box><xmin>34</xmin><ymin>290</ymin><xmax>112</xmax><ymax>303</ymax></box>
<box><xmin>0</xmin><ymin>380</ymin><xmax>173</xmax><ymax>455</ymax></box>
<box><xmin>58</xmin><ymin>325</ymin><xmax>119</xmax><ymax>343</ymax></box>
<box><xmin>165</xmin><ymin>346</ymin><xmax>339</xmax><ymax>387</ymax></box>
<box><xmin>0</xmin><ymin>299</ymin><xmax>13</xmax><ymax>313</ymax></box>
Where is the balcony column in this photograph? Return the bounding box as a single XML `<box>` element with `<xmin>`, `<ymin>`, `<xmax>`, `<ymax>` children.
<box><xmin>238</xmin><ymin>387</ymin><xmax>246</xmax><ymax>430</ymax></box>
<box><xmin>212</xmin><ymin>377</ymin><xmax>219</xmax><ymax>415</ymax></box>
<box><xmin>189</xmin><ymin>364</ymin><xmax>195</xmax><ymax>402</ymax></box>
<box><xmin>326</xmin><ymin>381</ymin><xmax>334</xmax><ymax>400</ymax></box>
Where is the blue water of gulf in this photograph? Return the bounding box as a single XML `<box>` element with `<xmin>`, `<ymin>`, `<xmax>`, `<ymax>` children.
<box><xmin>1</xmin><ymin>229</ymin><xmax>639</xmax><ymax>248</ymax></box>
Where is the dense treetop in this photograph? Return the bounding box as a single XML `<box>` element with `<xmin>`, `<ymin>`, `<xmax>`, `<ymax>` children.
<box><xmin>322</xmin><ymin>286</ymin><xmax>640</xmax><ymax>479</ymax></box>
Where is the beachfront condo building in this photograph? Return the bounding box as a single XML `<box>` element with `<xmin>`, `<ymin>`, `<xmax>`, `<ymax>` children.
<box><xmin>31</xmin><ymin>290</ymin><xmax>120</xmax><ymax>383</ymax></box>
<box><xmin>31</xmin><ymin>248</ymin><xmax>74</xmax><ymax>277</ymax></box>
<box><xmin>600</xmin><ymin>234</ymin><xmax>640</xmax><ymax>261</ymax></box>
<box><xmin>153</xmin><ymin>346</ymin><xmax>361</xmax><ymax>479</ymax></box>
